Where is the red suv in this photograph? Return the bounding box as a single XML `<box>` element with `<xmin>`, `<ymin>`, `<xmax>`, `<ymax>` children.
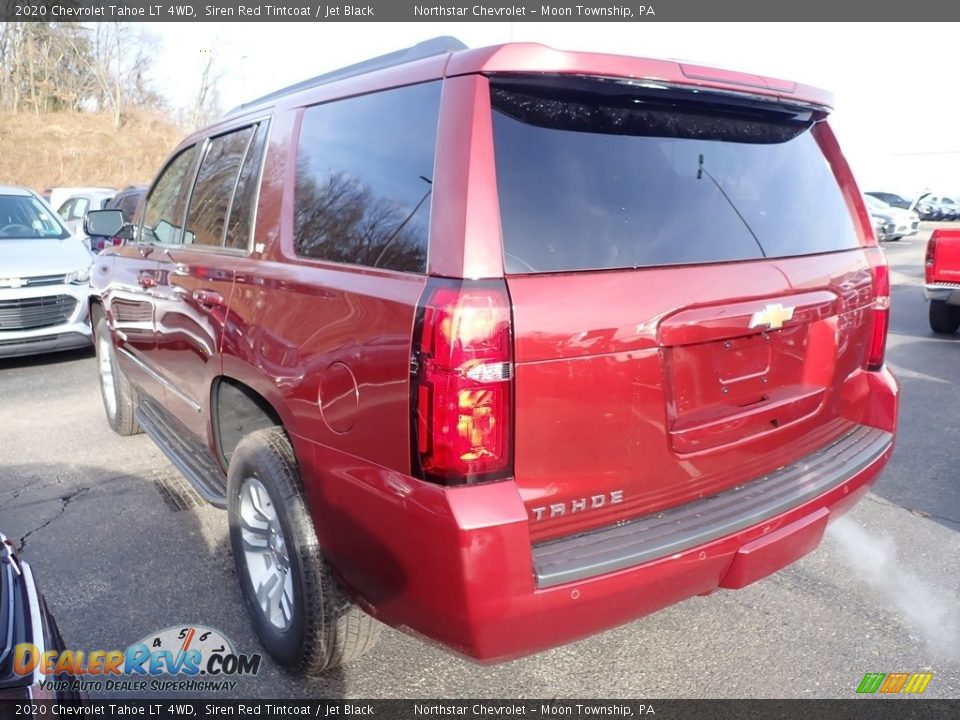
<box><xmin>86</xmin><ymin>38</ymin><xmax>898</xmax><ymax>674</ymax></box>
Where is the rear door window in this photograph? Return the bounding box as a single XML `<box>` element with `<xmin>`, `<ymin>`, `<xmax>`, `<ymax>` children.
<box><xmin>184</xmin><ymin>126</ymin><xmax>255</xmax><ymax>248</ymax></box>
<box><xmin>225</xmin><ymin>122</ymin><xmax>269</xmax><ymax>250</ymax></box>
<box><xmin>490</xmin><ymin>76</ymin><xmax>860</xmax><ymax>274</ymax></box>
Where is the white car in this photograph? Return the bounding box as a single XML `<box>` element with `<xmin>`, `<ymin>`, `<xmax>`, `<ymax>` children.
<box><xmin>0</xmin><ymin>186</ymin><xmax>94</xmax><ymax>357</ymax></box>
<box><xmin>47</xmin><ymin>186</ymin><xmax>115</xmax><ymax>215</ymax></box>
<box><xmin>56</xmin><ymin>190</ymin><xmax>116</xmax><ymax>237</ymax></box>
<box><xmin>864</xmin><ymin>194</ymin><xmax>920</xmax><ymax>240</ymax></box>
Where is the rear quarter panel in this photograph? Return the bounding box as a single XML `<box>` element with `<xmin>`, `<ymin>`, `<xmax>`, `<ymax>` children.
<box><xmin>930</xmin><ymin>228</ymin><xmax>960</xmax><ymax>284</ymax></box>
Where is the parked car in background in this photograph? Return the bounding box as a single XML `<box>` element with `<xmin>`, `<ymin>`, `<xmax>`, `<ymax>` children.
<box><xmin>866</xmin><ymin>191</ymin><xmax>912</xmax><ymax>210</ymax></box>
<box><xmin>924</xmin><ymin>228</ymin><xmax>960</xmax><ymax>333</ymax></box>
<box><xmin>88</xmin><ymin>185</ymin><xmax>146</xmax><ymax>252</ymax></box>
<box><xmin>916</xmin><ymin>193</ymin><xmax>960</xmax><ymax>221</ymax></box>
<box><xmin>866</xmin><ymin>200</ymin><xmax>898</xmax><ymax>242</ymax></box>
<box><xmin>911</xmin><ymin>194</ymin><xmax>942</xmax><ymax>221</ymax></box>
<box><xmin>0</xmin><ymin>186</ymin><xmax>93</xmax><ymax>357</ymax></box>
<box><xmin>864</xmin><ymin>194</ymin><xmax>919</xmax><ymax>240</ymax></box>
<box><xmin>57</xmin><ymin>189</ymin><xmax>115</xmax><ymax>237</ymax></box>
<box><xmin>108</xmin><ymin>185</ymin><xmax>147</xmax><ymax>223</ymax></box>
<box><xmin>87</xmin><ymin>38</ymin><xmax>897</xmax><ymax>674</ymax></box>
<box><xmin>0</xmin><ymin>534</ymin><xmax>82</xmax><ymax>701</ymax></box>
<box><xmin>47</xmin><ymin>186</ymin><xmax>115</xmax><ymax>215</ymax></box>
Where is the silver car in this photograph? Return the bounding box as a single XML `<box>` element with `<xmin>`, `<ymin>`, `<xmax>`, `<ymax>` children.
<box><xmin>0</xmin><ymin>186</ymin><xmax>94</xmax><ymax>358</ymax></box>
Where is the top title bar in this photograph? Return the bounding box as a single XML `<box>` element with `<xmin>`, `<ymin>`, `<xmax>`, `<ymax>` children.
<box><xmin>0</xmin><ymin>0</ymin><xmax>957</xmax><ymax>21</ymax></box>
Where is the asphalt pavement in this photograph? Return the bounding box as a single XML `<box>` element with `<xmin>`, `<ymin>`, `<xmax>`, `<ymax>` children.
<box><xmin>1</xmin><ymin>227</ymin><xmax>957</xmax><ymax>699</ymax></box>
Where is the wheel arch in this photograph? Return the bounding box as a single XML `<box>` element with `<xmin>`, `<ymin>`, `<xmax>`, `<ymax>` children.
<box><xmin>211</xmin><ymin>374</ymin><xmax>290</xmax><ymax>468</ymax></box>
<box><xmin>89</xmin><ymin>296</ymin><xmax>105</xmax><ymax>334</ymax></box>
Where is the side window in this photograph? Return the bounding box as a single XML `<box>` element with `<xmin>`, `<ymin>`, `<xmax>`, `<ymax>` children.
<box><xmin>119</xmin><ymin>193</ymin><xmax>141</xmax><ymax>223</ymax></box>
<box><xmin>293</xmin><ymin>81</ymin><xmax>440</xmax><ymax>273</ymax></box>
<box><xmin>56</xmin><ymin>199</ymin><xmax>73</xmax><ymax>218</ymax></box>
<box><xmin>74</xmin><ymin>198</ymin><xmax>89</xmax><ymax>218</ymax></box>
<box><xmin>184</xmin><ymin>126</ymin><xmax>255</xmax><ymax>248</ymax></box>
<box><xmin>142</xmin><ymin>146</ymin><xmax>200</xmax><ymax>245</ymax></box>
<box><xmin>225</xmin><ymin>122</ymin><xmax>269</xmax><ymax>250</ymax></box>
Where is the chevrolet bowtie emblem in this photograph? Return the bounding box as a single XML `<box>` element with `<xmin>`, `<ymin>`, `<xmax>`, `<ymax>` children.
<box><xmin>749</xmin><ymin>303</ymin><xmax>795</xmax><ymax>330</ymax></box>
<box><xmin>0</xmin><ymin>278</ymin><xmax>26</xmax><ymax>289</ymax></box>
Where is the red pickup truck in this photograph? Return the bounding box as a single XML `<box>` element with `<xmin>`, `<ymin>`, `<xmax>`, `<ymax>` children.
<box><xmin>925</xmin><ymin>228</ymin><xmax>960</xmax><ymax>333</ymax></box>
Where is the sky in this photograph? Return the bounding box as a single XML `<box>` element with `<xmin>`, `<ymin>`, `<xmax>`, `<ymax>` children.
<box><xmin>145</xmin><ymin>21</ymin><xmax>960</xmax><ymax>199</ymax></box>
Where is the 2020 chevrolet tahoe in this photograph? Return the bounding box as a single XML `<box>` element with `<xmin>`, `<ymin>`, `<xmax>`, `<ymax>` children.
<box><xmin>87</xmin><ymin>38</ymin><xmax>899</xmax><ymax>674</ymax></box>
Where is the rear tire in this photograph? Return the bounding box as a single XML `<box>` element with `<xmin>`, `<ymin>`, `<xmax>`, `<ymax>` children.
<box><xmin>929</xmin><ymin>300</ymin><xmax>960</xmax><ymax>334</ymax></box>
<box><xmin>94</xmin><ymin>316</ymin><xmax>141</xmax><ymax>436</ymax></box>
<box><xmin>227</xmin><ymin>427</ymin><xmax>381</xmax><ymax>675</ymax></box>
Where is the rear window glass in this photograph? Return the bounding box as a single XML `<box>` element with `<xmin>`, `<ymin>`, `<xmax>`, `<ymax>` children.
<box><xmin>294</xmin><ymin>81</ymin><xmax>440</xmax><ymax>273</ymax></box>
<box><xmin>490</xmin><ymin>76</ymin><xmax>860</xmax><ymax>274</ymax></box>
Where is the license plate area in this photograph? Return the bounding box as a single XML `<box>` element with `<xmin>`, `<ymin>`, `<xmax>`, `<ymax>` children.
<box><xmin>660</xmin><ymin>291</ymin><xmax>839</xmax><ymax>454</ymax></box>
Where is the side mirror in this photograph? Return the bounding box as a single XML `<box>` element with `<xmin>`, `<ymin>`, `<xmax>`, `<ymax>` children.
<box><xmin>84</xmin><ymin>209</ymin><xmax>125</xmax><ymax>238</ymax></box>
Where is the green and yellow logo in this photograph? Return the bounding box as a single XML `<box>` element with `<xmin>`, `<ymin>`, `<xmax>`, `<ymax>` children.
<box><xmin>856</xmin><ymin>672</ymin><xmax>933</xmax><ymax>694</ymax></box>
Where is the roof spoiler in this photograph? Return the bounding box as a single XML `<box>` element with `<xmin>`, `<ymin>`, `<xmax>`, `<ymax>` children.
<box><xmin>224</xmin><ymin>36</ymin><xmax>467</xmax><ymax>118</ymax></box>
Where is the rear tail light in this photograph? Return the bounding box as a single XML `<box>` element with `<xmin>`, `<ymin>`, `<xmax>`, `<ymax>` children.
<box><xmin>91</xmin><ymin>236</ymin><xmax>123</xmax><ymax>252</ymax></box>
<box><xmin>925</xmin><ymin>232</ymin><xmax>939</xmax><ymax>284</ymax></box>
<box><xmin>411</xmin><ymin>279</ymin><xmax>513</xmax><ymax>485</ymax></box>
<box><xmin>865</xmin><ymin>248</ymin><xmax>890</xmax><ymax>372</ymax></box>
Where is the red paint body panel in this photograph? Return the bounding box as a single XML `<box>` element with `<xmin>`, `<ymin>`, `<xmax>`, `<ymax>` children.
<box><xmin>429</xmin><ymin>75</ymin><xmax>504</xmax><ymax>279</ymax></box>
<box><xmin>297</xmin><ymin>368</ymin><xmax>894</xmax><ymax>661</ymax></box>
<box><xmin>507</xmin><ymin>250</ymin><xmax>878</xmax><ymax>543</ymax></box>
<box><xmin>152</xmin><ymin>248</ymin><xmax>237</xmax><ymax>438</ymax></box>
<box><xmin>446</xmin><ymin>44</ymin><xmax>833</xmax><ymax>109</ymax></box>
<box><xmin>718</xmin><ymin>508</ymin><xmax>829</xmax><ymax>590</ymax></box>
<box><xmin>927</xmin><ymin>228</ymin><xmax>960</xmax><ymax>284</ymax></box>
<box><xmin>91</xmin><ymin>41</ymin><xmax>899</xmax><ymax>663</ymax></box>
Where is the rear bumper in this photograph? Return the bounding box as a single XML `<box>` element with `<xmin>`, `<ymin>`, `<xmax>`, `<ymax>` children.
<box><xmin>299</xmin><ymin>367</ymin><xmax>897</xmax><ymax>662</ymax></box>
<box><xmin>532</xmin><ymin>424</ymin><xmax>890</xmax><ymax>588</ymax></box>
<box><xmin>894</xmin><ymin>221</ymin><xmax>919</xmax><ymax>237</ymax></box>
<box><xmin>924</xmin><ymin>283</ymin><xmax>960</xmax><ymax>305</ymax></box>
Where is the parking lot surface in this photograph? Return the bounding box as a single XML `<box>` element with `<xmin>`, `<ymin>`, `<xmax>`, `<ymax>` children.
<box><xmin>1</xmin><ymin>227</ymin><xmax>958</xmax><ymax>699</ymax></box>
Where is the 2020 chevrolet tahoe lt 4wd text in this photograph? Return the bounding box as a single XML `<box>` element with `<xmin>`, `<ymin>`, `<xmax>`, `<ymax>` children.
<box><xmin>86</xmin><ymin>38</ymin><xmax>898</xmax><ymax>673</ymax></box>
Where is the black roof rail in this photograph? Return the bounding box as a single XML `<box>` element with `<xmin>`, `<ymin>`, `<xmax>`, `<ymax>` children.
<box><xmin>224</xmin><ymin>36</ymin><xmax>468</xmax><ymax>118</ymax></box>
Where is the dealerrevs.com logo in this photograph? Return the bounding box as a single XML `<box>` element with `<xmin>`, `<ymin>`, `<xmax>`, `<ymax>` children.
<box><xmin>14</xmin><ymin>625</ymin><xmax>262</xmax><ymax>693</ymax></box>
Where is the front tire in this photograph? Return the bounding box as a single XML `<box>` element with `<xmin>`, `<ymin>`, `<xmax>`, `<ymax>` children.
<box><xmin>929</xmin><ymin>300</ymin><xmax>960</xmax><ymax>334</ymax></box>
<box><xmin>227</xmin><ymin>427</ymin><xmax>381</xmax><ymax>675</ymax></box>
<box><xmin>94</xmin><ymin>316</ymin><xmax>141</xmax><ymax>436</ymax></box>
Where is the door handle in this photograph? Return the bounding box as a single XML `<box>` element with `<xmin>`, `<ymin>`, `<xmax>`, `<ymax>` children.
<box><xmin>138</xmin><ymin>272</ymin><xmax>158</xmax><ymax>289</ymax></box>
<box><xmin>192</xmin><ymin>289</ymin><xmax>225</xmax><ymax>307</ymax></box>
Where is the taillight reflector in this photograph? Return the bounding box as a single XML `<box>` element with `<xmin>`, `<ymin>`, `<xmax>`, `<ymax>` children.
<box><xmin>925</xmin><ymin>233</ymin><xmax>939</xmax><ymax>284</ymax></box>
<box><xmin>865</xmin><ymin>248</ymin><xmax>890</xmax><ymax>372</ymax></box>
<box><xmin>411</xmin><ymin>280</ymin><xmax>513</xmax><ymax>485</ymax></box>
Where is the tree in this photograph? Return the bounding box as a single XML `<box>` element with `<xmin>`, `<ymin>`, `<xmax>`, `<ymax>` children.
<box><xmin>89</xmin><ymin>22</ymin><xmax>157</xmax><ymax>128</ymax></box>
<box><xmin>187</xmin><ymin>48</ymin><xmax>224</xmax><ymax>131</ymax></box>
<box><xmin>0</xmin><ymin>22</ymin><xmax>92</xmax><ymax>113</ymax></box>
<box><xmin>0</xmin><ymin>21</ymin><xmax>165</xmax><ymax>124</ymax></box>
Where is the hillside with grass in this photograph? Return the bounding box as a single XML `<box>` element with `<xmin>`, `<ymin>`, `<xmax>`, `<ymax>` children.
<box><xmin>0</xmin><ymin>111</ymin><xmax>182</xmax><ymax>194</ymax></box>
